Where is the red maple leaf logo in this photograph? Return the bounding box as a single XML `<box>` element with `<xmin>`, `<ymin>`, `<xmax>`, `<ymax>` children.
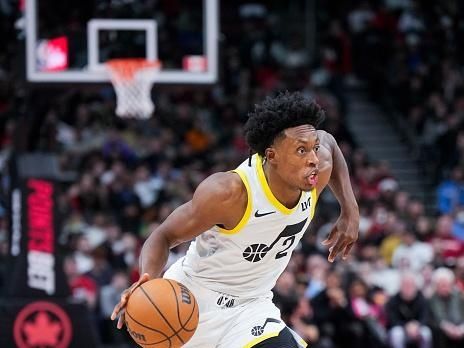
<box><xmin>23</xmin><ymin>311</ymin><xmax>62</xmax><ymax>346</ymax></box>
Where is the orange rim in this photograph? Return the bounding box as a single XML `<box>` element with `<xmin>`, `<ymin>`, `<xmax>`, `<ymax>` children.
<box><xmin>106</xmin><ymin>58</ymin><xmax>161</xmax><ymax>81</ymax></box>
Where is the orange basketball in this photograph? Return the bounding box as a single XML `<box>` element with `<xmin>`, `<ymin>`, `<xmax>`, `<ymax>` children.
<box><xmin>125</xmin><ymin>278</ymin><xmax>199</xmax><ymax>348</ymax></box>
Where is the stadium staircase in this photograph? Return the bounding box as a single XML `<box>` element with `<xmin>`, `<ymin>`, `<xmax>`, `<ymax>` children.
<box><xmin>345</xmin><ymin>88</ymin><xmax>434</xmax><ymax>210</ymax></box>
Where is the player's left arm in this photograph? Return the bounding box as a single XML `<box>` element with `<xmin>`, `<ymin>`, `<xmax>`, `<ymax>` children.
<box><xmin>318</xmin><ymin>130</ymin><xmax>359</xmax><ymax>262</ymax></box>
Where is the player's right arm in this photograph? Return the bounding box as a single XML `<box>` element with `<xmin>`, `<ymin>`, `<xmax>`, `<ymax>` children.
<box><xmin>111</xmin><ymin>171</ymin><xmax>246</xmax><ymax>328</ymax></box>
<box><xmin>140</xmin><ymin>171</ymin><xmax>247</xmax><ymax>277</ymax></box>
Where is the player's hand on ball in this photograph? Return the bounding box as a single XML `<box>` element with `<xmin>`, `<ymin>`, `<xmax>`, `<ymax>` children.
<box><xmin>111</xmin><ymin>273</ymin><xmax>151</xmax><ymax>329</ymax></box>
<box><xmin>322</xmin><ymin>212</ymin><xmax>359</xmax><ymax>263</ymax></box>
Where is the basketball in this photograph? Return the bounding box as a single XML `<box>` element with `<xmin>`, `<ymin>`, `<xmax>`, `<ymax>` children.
<box><xmin>125</xmin><ymin>278</ymin><xmax>199</xmax><ymax>348</ymax></box>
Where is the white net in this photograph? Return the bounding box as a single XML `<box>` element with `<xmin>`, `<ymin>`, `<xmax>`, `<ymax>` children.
<box><xmin>106</xmin><ymin>59</ymin><xmax>161</xmax><ymax>119</ymax></box>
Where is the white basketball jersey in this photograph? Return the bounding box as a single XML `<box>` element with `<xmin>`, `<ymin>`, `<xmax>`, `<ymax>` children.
<box><xmin>181</xmin><ymin>154</ymin><xmax>318</xmax><ymax>298</ymax></box>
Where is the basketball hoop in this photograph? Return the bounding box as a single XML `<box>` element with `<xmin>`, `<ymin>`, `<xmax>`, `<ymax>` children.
<box><xmin>105</xmin><ymin>58</ymin><xmax>161</xmax><ymax>119</ymax></box>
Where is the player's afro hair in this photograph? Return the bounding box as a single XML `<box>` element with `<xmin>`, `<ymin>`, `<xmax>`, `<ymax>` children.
<box><xmin>244</xmin><ymin>91</ymin><xmax>325</xmax><ymax>156</ymax></box>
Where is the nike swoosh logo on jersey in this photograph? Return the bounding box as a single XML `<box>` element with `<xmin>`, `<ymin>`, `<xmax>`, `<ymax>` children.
<box><xmin>254</xmin><ymin>210</ymin><xmax>276</xmax><ymax>218</ymax></box>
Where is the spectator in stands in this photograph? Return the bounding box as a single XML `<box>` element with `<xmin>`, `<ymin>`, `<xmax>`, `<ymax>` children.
<box><xmin>379</xmin><ymin>220</ymin><xmax>404</xmax><ymax>266</ymax></box>
<box><xmin>63</xmin><ymin>255</ymin><xmax>98</xmax><ymax>311</ymax></box>
<box><xmin>437</xmin><ymin>167</ymin><xmax>464</xmax><ymax>214</ymax></box>
<box><xmin>304</xmin><ymin>254</ymin><xmax>330</xmax><ymax>299</ymax></box>
<box><xmin>386</xmin><ymin>272</ymin><xmax>432</xmax><ymax>348</ymax></box>
<box><xmin>393</xmin><ymin>191</ymin><xmax>411</xmax><ymax>221</ymax></box>
<box><xmin>311</xmin><ymin>269</ymin><xmax>363</xmax><ymax>348</ymax></box>
<box><xmin>273</xmin><ymin>270</ymin><xmax>299</xmax><ymax>324</ymax></box>
<box><xmin>289</xmin><ymin>298</ymin><xmax>326</xmax><ymax>348</ymax></box>
<box><xmin>456</xmin><ymin>257</ymin><xmax>464</xmax><ymax>293</ymax></box>
<box><xmin>428</xmin><ymin>267</ymin><xmax>464</xmax><ymax>348</ymax></box>
<box><xmin>348</xmin><ymin>278</ymin><xmax>388</xmax><ymax>347</ymax></box>
<box><xmin>100</xmin><ymin>271</ymin><xmax>130</xmax><ymax>345</ymax></box>
<box><xmin>429</xmin><ymin>215</ymin><xmax>464</xmax><ymax>267</ymax></box>
<box><xmin>87</xmin><ymin>247</ymin><xmax>114</xmax><ymax>288</ymax></box>
<box><xmin>391</xmin><ymin>229</ymin><xmax>434</xmax><ymax>272</ymax></box>
<box><xmin>452</xmin><ymin>206</ymin><xmax>464</xmax><ymax>241</ymax></box>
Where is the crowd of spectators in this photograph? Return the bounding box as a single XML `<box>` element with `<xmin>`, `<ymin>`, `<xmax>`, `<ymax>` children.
<box><xmin>1</xmin><ymin>1</ymin><xmax>464</xmax><ymax>348</ymax></box>
<box><xmin>339</xmin><ymin>0</ymin><xmax>464</xmax><ymax>187</ymax></box>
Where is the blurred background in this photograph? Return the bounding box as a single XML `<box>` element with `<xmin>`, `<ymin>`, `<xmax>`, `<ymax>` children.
<box><xmin>1</xmin><ymin>0</ymin><xmax>464</xmax><ymax>347</ymax></box>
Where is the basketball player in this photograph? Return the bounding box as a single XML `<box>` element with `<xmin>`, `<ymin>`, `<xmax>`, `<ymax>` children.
<box><xmin>112</xmin><ymin>92</ymin><xmax>359</xmax><ymax>347</ymax></box>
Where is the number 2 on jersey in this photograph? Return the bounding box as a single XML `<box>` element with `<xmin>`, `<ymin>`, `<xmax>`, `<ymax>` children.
<box><xmin>242</xmin><ymin>218</ymin><xmax>308</xmax><ymax>262</ymax></box>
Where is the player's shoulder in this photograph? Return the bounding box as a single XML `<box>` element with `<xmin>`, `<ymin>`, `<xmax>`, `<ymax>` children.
<box><xmin>316</xmin><ymin>129</ymin><xmax>336</xmax><ymax>144</ymax></box>
<box><xmin>194</xmin><ymin>171</ymin><xmax>246</xmax><ymax>206</ymax></box>
<box><xmin>317</xmin><ymin>130</ymin><xmax>337</xmax><ymax>158</ymax></box>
